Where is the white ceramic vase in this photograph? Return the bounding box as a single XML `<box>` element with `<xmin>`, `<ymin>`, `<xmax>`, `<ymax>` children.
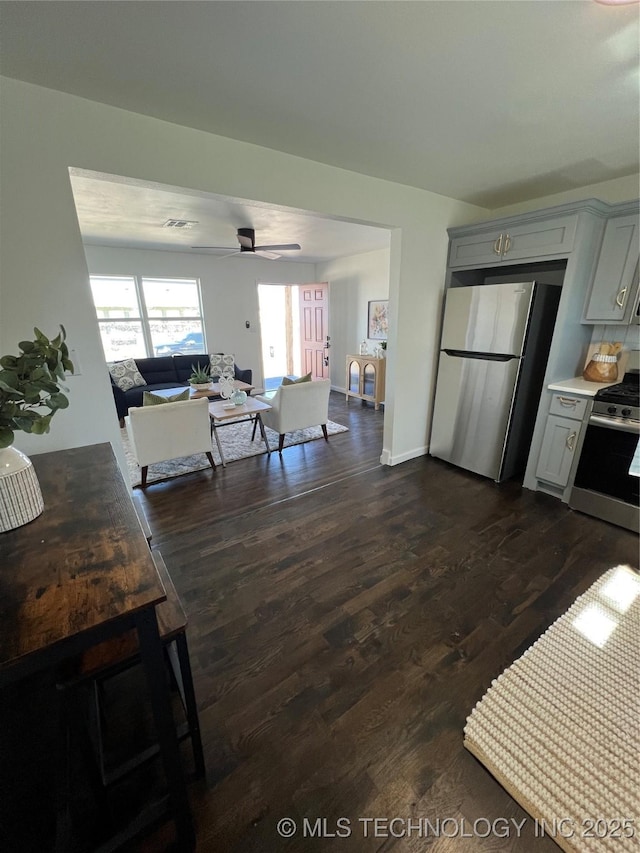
<box><xmin>0</xmin><ymin>445</ymin><xmax>44</xmax><ymax>532</ymax></box>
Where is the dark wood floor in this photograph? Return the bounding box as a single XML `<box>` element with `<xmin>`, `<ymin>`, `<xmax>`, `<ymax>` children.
<box><xmin>126</xmin><ymin>392</ymin><xmax>638</xmax><ymax>852</ymax></box>
<box><xmin>8</xmin><ymin>393</ymin><xmax>634</xmax><ymax>852</ymax></box>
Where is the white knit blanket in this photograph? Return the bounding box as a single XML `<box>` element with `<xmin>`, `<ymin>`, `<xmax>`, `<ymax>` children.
<box><xmin>464</xmin><ymin>565</ymin><xmax>640</xmax><ymax>853</ymax></box>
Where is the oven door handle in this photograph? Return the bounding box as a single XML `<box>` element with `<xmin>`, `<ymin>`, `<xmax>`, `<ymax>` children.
<box><xmin>589</xmin><ymin>414</ymin><xmax>640</xmax><ymax>435</ymax></box>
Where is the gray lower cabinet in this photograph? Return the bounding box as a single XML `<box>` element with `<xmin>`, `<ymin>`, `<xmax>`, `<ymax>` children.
<box><xmin>535</xmin><ymin>414</ymin><xmax>581</xmax><ymax>487</ymax></box>
<box><xmin>535</xmin><ymin>391</ymin><xmax>588</xmax><ymax>488</ymax></box>
<box><xmin>583</xmin><ymin>212</ymin><xmax>639</xmax><ymax>323</ymax></box>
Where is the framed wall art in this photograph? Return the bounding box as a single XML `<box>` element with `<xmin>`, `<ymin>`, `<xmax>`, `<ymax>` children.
<box><xmin>367</xmin><ymin>300</ymin><xmax>389</xmax><ymax>340</ymax></box>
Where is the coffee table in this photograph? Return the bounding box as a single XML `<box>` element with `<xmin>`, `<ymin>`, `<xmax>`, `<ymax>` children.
<box><xmin>208</xmin><ymin>398</ymin><xmax>272</xmax><ymax>467</ymax></box>
<box><xmin>152</xmin><ymin>380</ymin><xmax>254</xmax><ymax>401</ymax></box>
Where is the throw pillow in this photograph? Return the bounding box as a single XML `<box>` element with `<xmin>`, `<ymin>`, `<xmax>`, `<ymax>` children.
<box><xmin>108</xmin><ymin>358</ymin><xmax>146</xmax><ymax>391</ymax></box>
<box><xmin>142</xmin><ymin>389</ymin><xmax>190</xmax><ymax>406</ymax></box>
<box><xmin>281</xmin><ymin>372</ymin><xmax>312</xmax><ymax>386</ymax></box>
<box><xmin>209</xmin><ymin>353</ymin><xmax>235</xmax><ymax>379</ymax></box>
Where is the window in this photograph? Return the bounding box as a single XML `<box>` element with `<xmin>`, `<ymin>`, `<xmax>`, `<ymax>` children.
<box><xmin>89</xmin><ymin>275</ymin><xmax>205</xmax><ymax>361</ymax></box>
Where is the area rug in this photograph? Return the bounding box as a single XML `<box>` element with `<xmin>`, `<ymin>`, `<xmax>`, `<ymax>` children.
<box><xmin>464</xmin><ymin>564</ymin><xmax>640</xmax><ymax>853</ymax></box>
<box><xmin>121</xmin><ymin>419</ymin><xmax>348</xmax><ymax>487</ymax></box>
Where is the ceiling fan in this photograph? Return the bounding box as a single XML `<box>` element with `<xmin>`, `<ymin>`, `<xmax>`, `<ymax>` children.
<box><xmin>192</xmin><ymin>227</ymin><xmax>301</xmax><ymax>260</ymax></box>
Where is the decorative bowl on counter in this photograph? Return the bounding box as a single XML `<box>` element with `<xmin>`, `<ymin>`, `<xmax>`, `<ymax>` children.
<box><xmin>583</xmin><ymin>342</ymin><xmax>622</xmax><ymax>383</ymax></box>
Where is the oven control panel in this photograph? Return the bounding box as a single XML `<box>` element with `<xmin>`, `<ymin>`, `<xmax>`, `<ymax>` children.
<box><xmin>594</xmin><ymin>401</ymin><xmax>639</xmax><ymax>422</ymax></box>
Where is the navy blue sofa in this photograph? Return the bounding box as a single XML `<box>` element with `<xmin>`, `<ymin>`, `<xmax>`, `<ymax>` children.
<box><xmin>109</xmin><ymin>354</ymin><xmax>252</xmax><ymax>425</ymax></box>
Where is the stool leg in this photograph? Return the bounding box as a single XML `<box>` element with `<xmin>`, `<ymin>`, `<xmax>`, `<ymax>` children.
<box><xmin>169</xmin><ymin>635</ymin><xmax>205</xmax><ymax>779</ymax></box>
<box><xmin>135</xmin><ymin>609</ymin><xmax>195</xmax><ymax>849</ymax></box>
<box><xmin>90</xmin><ymin>680</ymin><xmax>110</xmax><ymax>787</ymax></box>
<box><xmin>55</xmin><ymin>680</ymin><xmax>73</xmax><ymax>852</ymax></box>
<box><xmin>69</xmin><ymin>683</ymin><xmax>113</xmax><ymax>822</ymax></box>
<box><xmin>55</xmin><ymin>680</ymin><xmax>114</xmax><ymax>850</ymax></box>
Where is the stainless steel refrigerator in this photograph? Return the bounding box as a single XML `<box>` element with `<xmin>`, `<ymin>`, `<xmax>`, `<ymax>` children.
<box><xmin>430</xmin><ymin>281</ymin><xmax>560</xmax><ymax>482</ymax></box>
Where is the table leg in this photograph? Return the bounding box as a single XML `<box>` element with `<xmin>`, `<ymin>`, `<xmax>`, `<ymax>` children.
<box><xmin>211</xmin><ymin>421</ymin><xmax>226</xmax><ymax>467</ymax></box>
<box><xmin>135</xmin><ymin>608</ymin><xmax>195</xmax><ymax>851</ymax></box>
<box><xmin>255</xmin><ymin>414</ymin><xmax>271</xmax><ymax>453</ymax></box>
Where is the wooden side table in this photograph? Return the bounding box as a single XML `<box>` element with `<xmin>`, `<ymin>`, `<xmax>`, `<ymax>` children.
<box><xmin>345</xmin><ymin>354</ymin><xmax>386</xmax><ymax>410</ymax></box>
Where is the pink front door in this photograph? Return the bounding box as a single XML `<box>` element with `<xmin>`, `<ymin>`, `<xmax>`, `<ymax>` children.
<box><xmin>299</xmin><ymin>283</ymin><xmax>329</xmax><ymax>379</ymax></box>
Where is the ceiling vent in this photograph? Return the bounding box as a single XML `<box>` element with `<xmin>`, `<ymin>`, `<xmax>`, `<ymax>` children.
<box><xmin>163</xmin><ymin>219</ymin><xmax>198</xmax><ymax>229</ymax></box>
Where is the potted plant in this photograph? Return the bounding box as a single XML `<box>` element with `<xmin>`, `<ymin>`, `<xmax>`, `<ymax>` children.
<box><xmin>189</xmin><ymin>363</ymin><xmax>212</xmax><ymax>390</ymax></box>
<box><xmin>0</xmin><ymin>326</ymin><xmax>73</xmax><ymax>532</ymax></box>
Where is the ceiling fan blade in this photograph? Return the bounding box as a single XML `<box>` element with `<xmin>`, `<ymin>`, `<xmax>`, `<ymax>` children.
<box><xmin>194</xmin><ymin>229</ymin><xmax>300</xmax><ymax>259</ymax></box>
<box><xmin>254</xmin><ymin>250</ymin><xmax>281</xmax><ymax>260</ymax></box>
<box><xmin>254</xmin><ymin>243</ymin><xmax>301</xmax><ymax>252</ymax></box>
<box><xmin>191</xmin><ymin>245</ymin><xmax>236</xmax><ymax>250</ymax></box>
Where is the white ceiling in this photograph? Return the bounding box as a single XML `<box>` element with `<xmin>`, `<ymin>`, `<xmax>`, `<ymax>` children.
<box><xmin>2</xmin><ymin>1</ymin><xmax>639</xmax><ymax>260</ymax></box>
<box><xmin>68</xmin><ymin>169</ymin><xmax>392</xmax><ymax>263</ymax></box>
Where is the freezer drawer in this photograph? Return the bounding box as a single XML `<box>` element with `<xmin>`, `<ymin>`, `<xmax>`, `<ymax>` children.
<box><xmin>430</xmin><ymin>352</ymin><xmax>521</xmax><ymax>481</ymax></box>
<box><xmin>440</xmin><ymin>282</ymin><xmax>534</xmax><ymax>356</ymax></box>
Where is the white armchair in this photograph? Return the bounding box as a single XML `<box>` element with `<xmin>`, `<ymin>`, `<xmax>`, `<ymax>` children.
<box><xmin>255</xmin><ymin>379</ymin><xmax>331</xmax><ymax>453</ymax></box>
<box><xmin>126</xmin><ymin>397</ymin><xmax>215</xmax><ymax>487</ymax></box>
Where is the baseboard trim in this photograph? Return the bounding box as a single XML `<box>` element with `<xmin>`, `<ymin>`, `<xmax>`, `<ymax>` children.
<box><xmin>380</xmin><ymin>445</ymin><xmax>428</xmax><ymax>466</ymax></box>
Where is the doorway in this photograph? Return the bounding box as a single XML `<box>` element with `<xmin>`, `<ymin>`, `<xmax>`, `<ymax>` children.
<box><xmin>258</xmin><ymin>283</ymin><xmax>329</xmax><ymax>389</ymax></box>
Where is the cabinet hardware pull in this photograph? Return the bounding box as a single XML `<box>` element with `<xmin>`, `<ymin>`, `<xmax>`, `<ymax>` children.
<box><xmin>615</xmin><ymin>287</ymin><xmax>627</xmax><ymax>309</ymax></box>
<box><xmin>558</xmin><ymin>397</ymin><xmax>578</xmax><ymax>406</ymax></box>
<box><xmin>503</xmin><ymin>233</ymin><xmax>511</xmax><ymax>254</ymax></box>
<box><xmin>493</xmin><ymin>234</ymin><xmax>503</xmax><ymax>256</ymax></box>
<box><xmin>566</xmin><ymin>432</ymin><xmax>576</xmax><ymax>451</ymax></box>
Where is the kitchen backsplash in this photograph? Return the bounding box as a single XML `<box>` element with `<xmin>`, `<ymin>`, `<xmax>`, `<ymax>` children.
<box><xmin>590</xmin><ymin>324</ymin><xmax>639</xmax><ymax>352</ymax></box>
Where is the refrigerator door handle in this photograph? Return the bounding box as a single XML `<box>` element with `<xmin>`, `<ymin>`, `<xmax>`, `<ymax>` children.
<box><xmin>443</xmin><ymin>349</ymin><xmax>517</xmax><ymax>362</ymax></box>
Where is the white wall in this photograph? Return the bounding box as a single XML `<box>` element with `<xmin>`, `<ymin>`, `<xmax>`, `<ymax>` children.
<box><xmin>316</xmin><ymin>248</ymin><xmax>391</xmax><ymax>392</ymax></box>
<box><xmin>489</xmin><ymin>174</ymin><xmax>639</xmax><ymax>220</ymax></box>
<box><xmin>83</xmin><ymin>245</ymin><xmax>317</xmax><ymax>389</ymax></box>
<box><xmin>0</xmin><ymin>76</ymin><xmax>484</xmax><ymax>474</ymax></box>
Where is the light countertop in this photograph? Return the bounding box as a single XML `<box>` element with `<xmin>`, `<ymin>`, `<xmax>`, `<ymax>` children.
<box><xmin>547</xmin><ymin>376</ymin><xmax>618</xmax><ymax>397</ymax></box>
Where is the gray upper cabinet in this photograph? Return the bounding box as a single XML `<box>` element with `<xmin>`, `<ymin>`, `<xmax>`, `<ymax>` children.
<box><xmin>582</xmin><ymin>212</ymin><xmax>640</xmax><ymax>324</ymax></box>
<box><xmin>448</xmin><ymin>230</ymin><xmax>506</xmax><ymax>267</ymax></box>
<box><xmin>449</xmin><ymin>214</ymin><xmax>577</xmax><ymax>269</ymax></box>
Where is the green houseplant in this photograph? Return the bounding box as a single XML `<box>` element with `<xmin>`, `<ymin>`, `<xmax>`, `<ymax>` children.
<box><xmin>0</xmin><ymin>326</ymin><xmax>73</xmax><ymax>448</ymax></box>
<box><xmin>0</xmin><ymin>326</ymin><xmax>73</xmax><ymax>532</ymax></box>
<box><xmin>189</xmin><ymin>363</ymin><xmax>211</xmax><ymax>389</ymax></box>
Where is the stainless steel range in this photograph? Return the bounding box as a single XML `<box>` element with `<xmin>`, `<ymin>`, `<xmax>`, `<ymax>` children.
<box><xmin>569</xmin><ymin>354</ymin><xmax>640</xmax><ymax>533</ymax></box>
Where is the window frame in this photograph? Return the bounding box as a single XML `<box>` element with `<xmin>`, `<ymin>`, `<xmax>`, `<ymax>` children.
<box><xmin>89</xmin><ymin>274</ymin><xmax>206</xmax><ymax>361</ymax></box>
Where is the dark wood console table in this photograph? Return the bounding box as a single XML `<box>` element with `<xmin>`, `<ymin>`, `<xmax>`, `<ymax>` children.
<box><xmin>0</xmin><ymin>443</ymin><xmax>195</xmax><ymax>850</ymax></box>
